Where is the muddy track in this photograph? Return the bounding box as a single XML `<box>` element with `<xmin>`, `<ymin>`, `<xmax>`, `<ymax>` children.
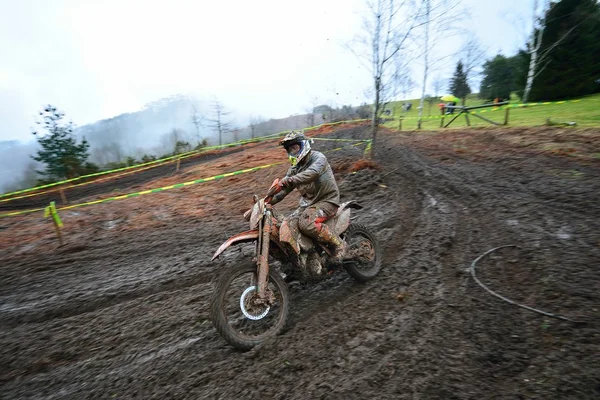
<box><xmin>1</xmin><ymin>126</ymin><xmax>599</xmax><ymax>399</ymax></box>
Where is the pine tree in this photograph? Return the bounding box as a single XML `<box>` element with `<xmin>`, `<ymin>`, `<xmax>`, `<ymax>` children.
<box><xmin>528</xmin><ymin>0</ymin><xmax>600</xmax><ymax>101</ymax></box>
<box><xmin>479</xmin><ymin>54</ymin><xmax>523</xmax><ymax>101</ymax></box>
<box><xmin>450</xmin><ymin>61</ymin><xmax>471</xmax><ymax>105</ymax></box>
<box><xmin>31</xmin><ymin>105</ymin><xmax>91</xmax><ymax>182</ymax></box>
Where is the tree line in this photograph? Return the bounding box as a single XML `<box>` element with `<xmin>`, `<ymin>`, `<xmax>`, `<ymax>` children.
<box><xmin>479</xmin><ymin>0</ymin><xmax>599</xmax><ymax>103</ymax></box>
<box><xmin>353</xmin><ymin>0</ymin><xmax>599</xmax><ymax>146</ymax></box>
<box><xmin>23</xmin><ymin>100</ymin><xmax>372</xmax><ymax>189</ymax></box>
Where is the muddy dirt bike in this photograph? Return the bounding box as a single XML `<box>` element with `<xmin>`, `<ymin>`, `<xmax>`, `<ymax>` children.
<box><xmin>210</xmin><ymin>178</ymin><xmax>382</xmax><ymax>350</ymax></box>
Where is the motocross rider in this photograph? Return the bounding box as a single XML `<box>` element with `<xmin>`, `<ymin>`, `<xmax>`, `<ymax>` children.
<box><xmin>267</xmin><ymin>131</ymin><xmax>346</xmax><ymax>261</ymax></box>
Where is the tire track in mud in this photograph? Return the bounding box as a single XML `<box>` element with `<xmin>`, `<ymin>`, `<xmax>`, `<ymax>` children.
<box><xmin>0</xmin><ymin>279</ymin><xmax>221</xmax><ymax>398</ymax></box>
<box><xmin>0</xmin><ymin>226</ymin><xmax>231</xmax><ymax>327</ymax></box>
<box><xmin>380</xmin><ymin>135</ymin><xmax>600</xmax><ymax>398</ymax></box>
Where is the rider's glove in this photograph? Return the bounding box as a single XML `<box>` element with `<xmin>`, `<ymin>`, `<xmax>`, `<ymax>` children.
<box><xmin>280</xmin><ymin>176</ymin><xmax>293</xmax><ymax>188</ymax></box>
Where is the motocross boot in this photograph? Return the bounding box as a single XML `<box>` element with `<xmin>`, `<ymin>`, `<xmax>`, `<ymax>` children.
<box><xmin>316</xmin><ymin>224</ymin><xmax>346</xmax><ymax>262</ymax></box>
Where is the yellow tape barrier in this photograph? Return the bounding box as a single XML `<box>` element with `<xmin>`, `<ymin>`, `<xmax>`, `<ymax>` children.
<box><xmin>0</xmin><ymin>157</ymin><xmax>177</xmax><ymax>204</ymax></box>
<box><xmin>1</xmin><ymin>119</ymin><xmax>369</xmax><ymax>200</ymax></box>
<box><xmin>0</xmin><ymin>140</ymin><xmax>369</xmax><ymax>219</ymax></box>
<box><xmin>396</xmin><ymin>99</ymin><xmax>583</xmax><ymax>121</ymax></box>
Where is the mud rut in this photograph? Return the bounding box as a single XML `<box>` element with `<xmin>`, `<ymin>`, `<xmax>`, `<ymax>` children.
<box><xmin>1</xmin><ymin>126</ymin><xmax>599</xmax><ymax>399</ymax></box>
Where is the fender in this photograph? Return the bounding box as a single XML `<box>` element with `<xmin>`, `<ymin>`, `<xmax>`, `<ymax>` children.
<box><xmin>338</xmin><ymin>200</ymin><xmax>363</xmax><ymax>214</ymax></box>
<box><xmin>211</xmin><ymin>230</ymin><xmax>259</xmax><ymax>261</ymax></box>
<box><xmin>328</xmin><ymin>200</ymin><xmax>363</xmax><ymax>235</ymax></box>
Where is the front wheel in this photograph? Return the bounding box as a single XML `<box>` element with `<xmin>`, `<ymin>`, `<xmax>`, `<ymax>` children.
<box><xmin>342</xmin><ymin>223</ymin><xmax>382</xmax><ymax>283</ymax></box>
<box><xmin>210</xmin><ymin>262</ymin><xmax>289</xmax><ymax>351</ymax></box>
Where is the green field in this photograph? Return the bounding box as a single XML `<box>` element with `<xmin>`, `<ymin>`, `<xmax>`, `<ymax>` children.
<box><xmin>383</xmin><ymin>93</ymin><xmax>600</xmax><ymax>131</ymax></box>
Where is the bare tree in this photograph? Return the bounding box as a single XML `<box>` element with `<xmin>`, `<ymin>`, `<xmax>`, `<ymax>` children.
<box><xmin>425</xmin><ymin>94</ymin><xmax>437</xmax><ymax>115</ymax></box>
<box><xmin>231</xmin><ymin>127</ymin><xmax>242</xmax><ymax>143</ymax></box>
<box><xmin>207</xmin><ymin>100</ymin><xmax>232</xmax><ymax>146</ymax></box>
<box><xmin>398</xmin><ymin>75</ymin><xmax>416</xmax><ymax>100</ymax></box>
<box><xmin>522</xmin><ymin>0</ymin><xmax>556</xmax><ymax>103</ymax></box>
<box><xmin>190</xmin><ymin>102</ymin><xmax>203</xmax><ymax>146</ymax></box>
<box><xmin>458</xmin><ymin>36</ymin><xmax>487</xmax><ymax>91</ymax></box>
<box><xmin>521</xmin><ymin>0</ymin><xmax>580</xmax><ymax>103</ymax></box>
<box><xmin>249</xmin><ymin>115</ymin><xmax>266</xmax><ymax>139</ymax></box>
<box><xmin>347</xmin><ymin>0</ymin><xmax>424</xmax><ymax>146</ymax></box>
<box><xmin>417</xmin><ymin>0</ymin><xmax>431</xmax><ymax>129</ymax></box>
<box><xmin>415</xmin><ymin>0</ymin><xmax>464</xmax><ymax>129</ymax></box>
<box><xmin>522</xmin><ymin>0</ymin><xmax>548</xmax><ymax>104</ymax></box>
<box><xmin>305</xmin><ymin>96</ymin><xmax>319</xmax><ymax>127</ymax></box>
<box><xmin>159</xmin><ymin>128</ymin><xmax>188</xmax><ymax>155</ymax></box>
<box><xmin>432</xmin><ymin>75</ymin><xmax>444</xmax><ymax>98</ymax></box>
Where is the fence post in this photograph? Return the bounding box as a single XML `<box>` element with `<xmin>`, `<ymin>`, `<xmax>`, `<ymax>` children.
<box><xmin>504</xmin><ymin>107</ymin><xmax>510</xmax><ymax>125</ymax></box>
<box><xmin>440</xmin><ymin>108</ymin><xmax>445</xmax><ymax>128</ymax></box>
<box><xmin>44</xmin><ymin>201</ymin><xmax>64</xmax><ymax>247</ymax></box>
<box><xmin>59</xmin><ymin>188</ymin><xmax>68</xmax><ymax>204</ymax></box>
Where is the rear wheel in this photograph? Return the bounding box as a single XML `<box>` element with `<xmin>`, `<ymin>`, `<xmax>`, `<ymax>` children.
<box><xmin>210</xmin><ymin>262</ymin><xmax>289</xmax><ymax>351</ymax></box>
<box><xmin>342</xmin><ymin>223</ymin><xmax>382</xmax><ymax>283</ymax></box>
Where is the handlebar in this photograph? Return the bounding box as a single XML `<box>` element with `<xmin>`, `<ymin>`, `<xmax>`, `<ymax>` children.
<box><xmin>264</xmin><ymin>178</ymin><xmax>282</xmax><ymax>204</ymax></box>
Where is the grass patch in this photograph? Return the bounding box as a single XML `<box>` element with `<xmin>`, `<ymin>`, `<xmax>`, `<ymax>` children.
<box><xmin>382</xmin><ymin>93</ymin><xmax>600</xmax><ymax>131</ymax></box>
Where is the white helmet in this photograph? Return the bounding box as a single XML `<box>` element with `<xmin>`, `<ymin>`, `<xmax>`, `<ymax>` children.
<box><xmin>279</xmin><ymin>131</ymin><xmax>313</xmax><ymax>166</ymax></box>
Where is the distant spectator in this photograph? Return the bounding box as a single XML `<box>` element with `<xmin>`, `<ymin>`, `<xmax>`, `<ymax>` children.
<box><xmin>446</xmin><ymin>101</ymin><xmax>456</xmax><ymax>114</ymax></box>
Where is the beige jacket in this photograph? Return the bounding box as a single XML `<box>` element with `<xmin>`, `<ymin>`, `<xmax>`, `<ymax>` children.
<box><xmin>271</xmin><ymin>150</ymin><xmax>340</xmax><ymax>208</ymax></box>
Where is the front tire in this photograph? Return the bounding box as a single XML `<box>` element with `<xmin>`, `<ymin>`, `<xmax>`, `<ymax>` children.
<box><xmin>342</xmin><ymin>223</ymin><xmax>382</xmax><ymax>283</ymax></box>
<box><xmin>210</xmin><ymin>262</ymin><xmax>289</xmax><ymax>351</ymax></box>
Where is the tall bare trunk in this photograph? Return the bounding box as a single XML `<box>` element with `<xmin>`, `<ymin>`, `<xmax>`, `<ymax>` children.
<box><xmin>522</xmin><ymin>0</ymin><xmax>546</xmax><ymax>104</ymax></box>
<box><xmin>370</xmin><ymin>0</ymin><xmax>383</xmax><ymax>148</ymax></box>
<box><xmin>372</xmin><ymin>78</ymin><xmax>380</xmax><ymax>146</ymax></box>
<box><xmin>417</xmin><ymin>0</ymin><xmax>430</xmax><ymax>129</ymax></box>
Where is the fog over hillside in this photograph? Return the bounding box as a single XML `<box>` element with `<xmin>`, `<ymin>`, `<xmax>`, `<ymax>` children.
<box><xmin>0</xmin><ymin>94</ymin><xmax>334</xmax><ymax>194</ymax></box>
<box><xmin>0</xmin><ymin>140</ymin><xmax>41</xmax><ymax>193</ymax></box>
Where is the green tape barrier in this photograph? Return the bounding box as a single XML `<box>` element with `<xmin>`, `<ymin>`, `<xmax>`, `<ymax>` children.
<box><xmin>0</xmin><ymin>140</ymin><xmax>370</xmax><ymax>219</ymax></box>
<box><xmin>396</xmin><ymin>98</ymin><xmax>584</xmax><ymax>121</ymax></box>
<box><xmin>312</xmin><ymin>137</ymin><xmax>367</xmax><ymax>142</ymax></box>
<box><xmin>0</xmin><ymin>157</ymin><xmax>178</xmax><ymax>204</ymax></box>
<box><xmin>1</xmin><ymin>119</ymin><xmax>370</xmax><ymax>200</ymax></box>
<box><xmin>0</xmin><ymin>149</ymin><xmax>197</xmax><ymax>199</ymax></box>
<box><xmin>0</xmin><ymin>163</ymin><xmax>281</xmax><ymax>218</ymax></box>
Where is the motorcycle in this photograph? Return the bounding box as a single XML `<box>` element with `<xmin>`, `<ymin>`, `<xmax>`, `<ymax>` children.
<box><xmin>210</xmin><ymin>178</ymin><xmax>381</xmax><ymax>350</ymax></box>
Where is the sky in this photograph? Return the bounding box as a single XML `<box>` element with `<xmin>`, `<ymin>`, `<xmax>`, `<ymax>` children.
<box><xmin>0</xmin><ymin>0</ymin><xmax>533</xmax><ymax>144</ymax></box>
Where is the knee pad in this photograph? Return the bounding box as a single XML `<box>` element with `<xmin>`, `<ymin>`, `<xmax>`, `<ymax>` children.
<box><xmin>298</xmin><ymin>213</ymin><xmax>313</xmax><ymax>232</ymax></box>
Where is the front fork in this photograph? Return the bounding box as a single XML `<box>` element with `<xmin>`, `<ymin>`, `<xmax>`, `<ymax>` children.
<box><xmin>257</xmin><ymin>208</ymin><xmax>272</xmax><ymax>297</ymax></box>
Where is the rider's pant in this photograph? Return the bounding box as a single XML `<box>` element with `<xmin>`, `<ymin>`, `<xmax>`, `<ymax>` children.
<box><xmin>295</xmin><ymin>201</ymin><xmax>342</xmax><ymax>247</ymax></box>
